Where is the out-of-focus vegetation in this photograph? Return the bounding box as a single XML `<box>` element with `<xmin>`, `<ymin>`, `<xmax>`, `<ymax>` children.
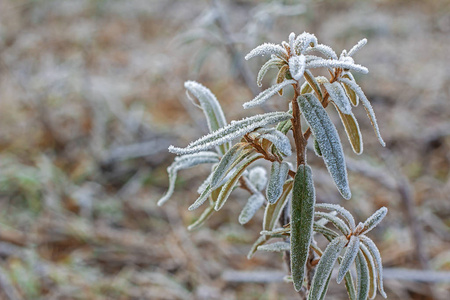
<box><xmin>0</xmin><ymin>0</ymin><xmax>449</xmax><ymax>299</ymax></box>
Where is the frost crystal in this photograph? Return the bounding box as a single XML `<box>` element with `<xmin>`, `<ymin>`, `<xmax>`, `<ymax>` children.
<box><xmin>243</xmin><ymin>80</ymin><xmax>296</xmax><ymax>109</ymax></box>
<box><xmin>348</xmin><ymin>38</ymin><xmax>368</xmax><ymax>57</ymax></box>
<box><xmin>289</xmin><ymin>55</ymin><xmax>306</xmax><ymax>80</ymax></box>
<box><xmin>315</xmin><ymin>203</ymin><xmax>356</xmax><ymax>230</ymax></box>
<box><xmin>258</xmin><ymin>241</ymin><xmax>291</xmax><ymax>252</ymax></box>
<box><xmin>294</xmin><ymin>32</ymin><xmax>318</xmax><ymax>54</ymax></box>
<box><xmin>362</xmin><ymin>207</ymin><xmax>388</xmax><ymax>235</ymax></box>
<box><xmin>266</xmin><ymin>161</ymin><xmax>290</xmax><ymax>204</ymax></box>
<box><xmin>323</xmin><ymin>81</ymin><xmax>352</xmax><ymax>115</ymax></box>
<box><xmin>304</xmin><ymin>44</ymin><xmax>338</xmax><ymax>60</ymax></box>
<box><xmin>248</xmin><ymin>166</ymin><xmax>268</xmax><ymax>191</ymax></box>
<box><xmin>257</xmin><ymin>57</ymin><xmax>284</xmax><ymax>87</ymax></box>
<box><xmin>359</xmin><ymin>235</ymin><xmax>387</xmax><ymax>298</ymax></box>
<box><xmin>239</xmin><ymin>193</ymin><xmax>265</xmax><ymax>224</ymax></box>
<box><xmin>337</xmin><ymin>235</ymin><xmax>360</xmax><ymax>283</ymax></box>
<box><xmin>245</xmin><ymin>43</ymin><xmax>288</xmax><ymax>60</ymax></box>
<box><xmin>306</xmin><ymin>58</ymin><xmax>369</xmax><ymax>74</ymax></box>
<box><xmin>255</xmin><ymin>128</ymin><xmax>292</xmax><ymax>156</ymax></box>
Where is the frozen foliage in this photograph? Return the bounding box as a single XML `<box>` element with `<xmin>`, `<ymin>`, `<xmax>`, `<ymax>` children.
<box><xmin>185</xmin><ymin>81</ymin><xmax>230</xmax><ymax>154</ymax></box>
<box><xmin>324</xmin><ymin>81</ymin><xmax>352</xmax><ymax>114</ymax></box>
<box><xmin>288</xmin><ymin>55</ymin><xmax>306</xmax><ymax>80</ymax></box>
<box><xmin>248</xmin><ymin>166</ymin><xmax>268</xmax><ymax>191</ymax></box>
<box><xmin>298</xmin><ymin>94</ymin><xmax>351</xmax><ymax>199</ymax></box>
<box><xmin>356</xmin><ymin>249</ymin><xmax>370</xmax><ymax>300</ymax></box>
<box><xmin>291</xmin><ymin>165</ymin><xmax>315</xmax><ymax>292</ymax></box>
<box><xmin>242</xmin><ymin>80</ymin><xmax>296</xmax><ymax>109</ymax></box>
<box><xmin>360</xmin><ymin>243</ymin><xmax>378</xmax><ymax>299</ymax></box>
<box><xmin>157</xmin><ymin>152</ymin><xmax>219</xmax><ymax>206</ymax></box>
<box><xmin>188</xmin><ymin>185</ymin><xmax>212</xmax><ymax>211</ymax></box>
<box><xmin>169</xmin><ymin>112</ymin><xmax>292</xmax><ymax>155</ymax></box>
<box><xmin>257</xmin><ymin>57</ymin><xmax>284</xmax><ymax>87</ymax></box>
<box><xmin>187</xmin><ymin>204</ymin><xmax>215</xmax><ymax>231</ymax></box>
<box><xmin>304</xmin><ymin>43</ymin><xmax>338</xmax><ymax>60</ymax></box>
<box><xmin>359</xmin><ymin>235</ymin><xmax>387</xmax><ymax>298</ymax></box>
<box><xmin>266</xmin><ymin>161</ymin><xmax>290</xmax><ymax>204</ymax></box>
<box><xmin>362</xmin><ymin>207</ymin><xmax>388</xmax><ymax>235</ymax></box>
<box><xmin>315</xmin><ymin>212</ymin><xmax>351</xmax><ymax>236</ymax></box>
<box><xmin>335</xmin><ymin>108</ymin><xmax>363</xmax><ymax>155</ymax></box>
<box><xmin>306</xmin><ymin>58</ymin><xmax>369</xmax><ymax>74</ymax></box>
<box><xmin>348</xmin><ymin>38</ymin><xmax>368</xmax><ymax>57</ymax></box>
<box><xmin>254</xmin><ymin>128</ymin><xmax>292</xmax><ymax>156</ymax></box>
<box><xmin>315</xmin><ymin>203</ymin><xmax>356</xmax><ymax>230</ymax></box>
<box><xmin>239</xmin><ymin>193</ymin><xmax>265</xmax><ymax>224</ymax></box>
<box><xmin>341</xmin><ymin>73</ymin><xmax>359</xmax><ymax>106</ymax></box>
<box><xmin>308</xmin><ymin>236</ymin><xmax>347</xmax><ymax>300</ymax></box>
<box><xmin>262</xmin><ymin>179</ymin><xmax>293</xmax><ymax>231</ymax></box>
<box><xmin>258</xmin><ymin>241</ymin><xmax>291</xmax><ymax>252</ymax></box>
<box><xmin>338</xmin><ymin>77</ymin><xmax>386</xmax><ymax>147</ymax></box>
<box><xmin>294</xmin><ymin>32</ymin><xmax>318</xmax><ymax>54</ymax></box>
<box><xmin>337</xmin><ymin>235</ymin><xmax>360</xmax><ymax>283</ymax></box>
<box><xmin>245</xmin><ymin>43</ymin><xmax>288</xmax><ymax>61</ymax></box>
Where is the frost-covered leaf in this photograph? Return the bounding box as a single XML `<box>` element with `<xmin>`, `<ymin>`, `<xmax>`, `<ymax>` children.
<box><xmin>276</xmin><ymin>64</ymin><xmax>290</xmax><ymax>91</ymax></box>
<box><xmin>338</xmin><ymin>77</ymin><xmax>386</xmax><ymax>147</ymax></box>
<box><xmin>313</xmin><ymin>138</ymin><xmax>322</xmax><ymax>157</ymax></box>
<box><xmin>185</xmin><ymin>81</ymin><xmax>230</xmax><ymax>155</ymax></box>
<box><xmin>239</xmin><ymin>193</ymin><xmax>265</xmax><ymax>224</ymax></box>
<box><xmin>324</xmin><ymin>81</ymin><xmax>352</xmax><ymax>114</ymax></box>
<box><xmin>257</xmin><ymin>57</ymin><xmax>285</xmax><ymax>87</ymax></box>
<box><xmin>300</xmin><ymin>81</ymin><xmax>313</xmax><ymax>94</ymax></box>
<box><xmin>188</xmin><ymin>185</ymin><xmax>213</xmax><ymax>211</ymax></box>
<box><xmin>257</xmin><ymin>241</ymin><xmax>290</xmax><ymax>252</ymax></box>
<box><xmin>319</xmin><ymin>274</ymin><xmax>333</xmax><ymax>300</ymax></box>
<box><xmin>306</xmin><ymin>58</ymin><xmax>369</xmax><ymax>74</ymax></box>
<box><xmin>304</xmin><ymin>44</ymin><xmax>338</xmax><ymax>60</ymax></box>
<box><xmin>297</xmin><ymin>94</ymin><xmax>351</xmax><ymax>199</ymax></box>
<box><xmin>337</xmin><ymin>235</ymin><xmax>360</xmax><ymax>283</ymax></box>
<box><xmin>248</xmin><ymin>166</ymin><xmax>268</xmax><ymax>191</ymax></box>
<box><xmin>313</xmin><ymin>222</ymin><xmax>339</xmax><ymax>241</ymax></box>
<box><xmin>169</xmin><ymin>112</ymin><xmax>292</xmax><ymax>155</ymax></box>
<box><xmin>260</xmin><ymin>227</ymin><xmax>290</xmax><ymax>236</ymax></box>
<box><xmin>157</xmin><ymin>152</ymin><xmax>220</xmax><ymax>206</ymax></box>
<box><xmin>361</xmin><ymin>207</ymin><xmax>388</xmax><ymax>235</ymax></box>
<box><xmin>294</xmin><ymin>32</ymin><xmax>318</xmax><ymax>54</ymax></box>
<box><xmin>243</xmin><ymin>80</ymin><xmax>295</xmax><ymax>109</ymax></box>
<box><xmin>245</xmin><ymin>43</ymin><xmax>288</xmax><ymax>60</ymax></box>
<box><xmin>308</xmin><ymin>236</ymin><xmax>347</xmax><ymax>299</ymax></box>
<box><xmin>247</xmin><ymin>235</ymin><xmax>268</xmax><ymax>259</ymax></box>
<box><xmin>289</xmin><ymin>55</ymin><xmax>306</xmax><ymax>80</ymax></box>
<box><xmin>315</xmin><ymin>212</ymin><xmax>351</xmax><ymax>236</ymax></box>
<box><xmin>210</xmin><ymin>143</ymin><xmax>252</xmax><ymax>189</ymax></box>
<box><xmin>263</xmin><ymin>179</ymin><xmax>293</xmax><ymax>231</ymax></box>
<box><xmin>335</xmin><ymin>107</ymin><xmax>363</xmax><ymax>155</ymax></box>
<box><xmin>343</xmin><ymin>262</ymin><xmax>357</xmax><ymax>300</ymax></box>
<box><xmin>341</xmin><ymin>74</ymin><xmax>359</xmax><ymax>106</ymax></box>
<box><xmin>266</xmin><ymin>161</ymin><xmax>290</xmax><ymax>204</ymax></box>
<box><xmin>359</xmin><ymin>235</ymin><xmax>387</xmax><ymax>298</ymax></box>
<box><xmin>348</xmin><ymin>38</ymin><xmax>368</xmax><ymax>57</ymax></box>
<box><xmin>291</xmin><ymin>165</ymin><xmax>315</xmax><ymax>292</ymax></box>
<box><xmin>303</xmin><ymin>70</ymin><xmax>323</xmax><ymax>101</ymax></box>
<box><xmin>315</xmin><ymin>203</ymin><xmax>356</xmax><ymax>230</ymax></box>
<box><xmin>187</xmin><ymin>202</ymin><xmax>215</xmax><ymax>231</ymax></box>
<box><xmin>360</xmin><ymin>243</ymin><xmax>377</xmax><ymax>299</ymax></box>
<box><xmin>215</xmin><ymin>154</ymin><xmax>263</xmax><ymax>211</ymax></box>
<box><xmin>257</xmin><ymin>128</ymin><xmax>292</xmax><ymax>156</ymax></box>
<box><xmin>355</xmin><ymin>249</ymin><xmax>370</xmax><ymax>300</ymax></box>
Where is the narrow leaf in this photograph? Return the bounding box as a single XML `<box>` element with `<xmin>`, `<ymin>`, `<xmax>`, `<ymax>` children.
<box><xmin>304</xmin><ymin>44</ymin><xmax>338</xmax><ymax>60</ymax></box>
<box><xmin>360</xmin><ymin>243</ymin><xmax>377</xmax><ymax>299</ymax></box>
<box><xmin>307</xmin><ymin>58</ymin><xmax>369</xmax><ymax>74</ymax></box>
<box><xmin>341</xmin><ymin>74</ymin><xmax>359</xmax><ymax>106</ymax></box>
<box><xmin>188</xmin><ymin>185</ymin><xmax>213</xmax><ymax>211</ymax></box>
<box><xmin>291</xmin><ymin>165</ymin><xmax>316</xmax><ymax>292</ymax></box>
<box><xmin>247</xmin><ymin>235</ymin><xmax>268</xmax><ymax>259</ymax></box>
<box><xmin>276</xmin><ymin>64</ymin><xmax>290</xmax><ymax>89</ymax></box>
<box><xmin>355</xmin><ymin>250</ymin><xmax>370</xmax><ymax>300</ymax></box>
<box><xmin>338</xmin><ymin>77</ymin><xmax>386</xmax><ymax>147</ymax></box>
<box><xmin>266</xmin><ymin>161</ymin><xmax>290</xmax><ymax>204</ymax></box>
<box><xmin>187</xmin><ymin>202</ymin><xmax>215</xmax><ymax>231</ymax></box>
<box><xmin>298</xmin><ymin>94</ymin><xmax>351</xmax><ymax>199</ymax></box>
<box><xmin>324</xmin><ymin>81</ymin><xmax>352</xmax><ymax>114</ymax></box>
<box><xmin>185</xmin><ymin>81</ymin><xmax>229</xmax><ymax>154</ymax></box>
<box><xmin>308</xmin><ymin>236</ymin><xmax>347</xmax><ymax>299</ymax></box>
<box><xmin>319</xmin><ymin>273</ymin><xmax>333</xmax><ymax>300</ymax></box>
<box><xmin>248</xmin><ymin>166</ymin><xmax>268</xmax><ymax>191</ymax></box>
<box><xmin>169</xmin><ymin>112</ymin><xmax>292</xmax><ymax>155</ymax></box>
<box><xmin>338</xmin><ymin>236</ymin><xmax>360</xmax><ymax>283</ymax></box>
<box><xmin>257</xmin><ymin>57</ymin><xmax>285</xmax><ymax>87</ymax></box>
<box><xmin>348</xmin><ymin>38</ymin><xmax>368</xmax><ymax>57</ymax></box>
<box><xmin>263</xmin><ymin>179</ymin><xmax>293</xmax><ymax>231</ymax></box>
<box><xmin>215</xmin><ymin>154</ymin><xmax>263</xmax><ymax>211</ymax></box>
<box><xmin>256</xmin><ymin>128</ymin><xmax>292</xmax><ymax>156</ymax></box>
<box><xmin>294</xmin><ymin>32</ymin><xmax>318</xmax><ymax>54</ymax></box>
<box><xmin>289</xmin><ymin>55</ymin><xmax>306</xmax><ymax>80</ymax></box>
<box><xmin>359</xmin><ymin>235</ymin><xmax>387</xmax><ymax>298</ymax></box>
<box><xmin>315</xmin><ymin>212</ymin><xmax>351</xmax><ymax>236</ymax></box>
<box><xmin>303</xmin><ymin>70</ymin><xmax>323</xmax><ymax>101</ymax></box>
<box><xmin>361</xmin><ymin>207</ymin><xmax>388</xmax><ymax>235</ymax></box>
<box><xmin>245</xmin><ymin>43</ymin><xmax>288</xmax><ymax>60</ymax></box>
<box><xmin>157</xmin><ymin>152</ymin><xmax>220</xmax><ymax>206</ymax></box>
<box><xmin>243</xmin><ymin>80</ymin><xmax>295</xmax><ymax>109</ymax></box>
<box><xmin>239</xmin><ymin>193</ymin><xmax>265</xmax><ymax>225</ymax></box>
<box><xmin>257</xmin><ymin>241</ymin><xmax>290</xmax><ymax>252</ymax></box>
<box><xmin>315</xmin><ymin>203</ymin><xmax>356</xmax><ymax>230</ymax></box>
<box><xmin>313</xmin><ymin>223</ymin><xmax>339</xmax><ymax>241</ymax></box>
<box><xmin>335</xmin><ymin>107</ymin><xmax>363</xmax><ymax>155</ymax></box>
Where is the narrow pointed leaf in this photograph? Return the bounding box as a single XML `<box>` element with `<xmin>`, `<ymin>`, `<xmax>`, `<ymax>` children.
<box><xmin>304</xmin><ymin>70</ymin><xmax>323</xmax><ymax>101</ymax></box>
<box><xmin>304</xmin><ymin>44</ymin><xmax>338</xmax><ymax>60</ymax></box>
<box><xmin>257</xmin><ymin>241</ymin><xmax>290</xmax><ymax>252</ymax></box>
<box><xmin>341</xmin><ymin>74</ymin><xmax>359</xmax><ymax>106</ymax></box>
<box><xmin>338</xmin><ymin>236</ymin><xmax>360</xmax><ymax>283</ymax></box>
<box><xmin>308</xmin><ymin>236</ymin><xmax>347</xmax><ymax>299</ymax></box>
<box><xmin>315</xmin><ymin>203</ymin><xmax>356</xmax><ymax>230</ymax></box>
<box><xmin>348</xmin><ymin>38</ymin><xmax>368</xmax><ymax>57</ymax></box>
<box><xmin>256</xmin><ymin>128</ymin><xmax>292</xmax><ymax>156</ymax></box>
<box><xmin>188</xmin><ymin>185</ymin><xmax>213</xmax><ymax>211</ymax></box>
<box><xmin>257</xmin><ymin>57</ymin><xmax>285</xmax><ymax>87</ymax></box>
<box><xmin>359</xmin><ymin>235</ymin><xmax>387</xmax><ymax>298</ymax></box>
<box><xmin>187</xmin><ymin>203</ymin><xmax>215</xmax><ymax>231</ymax></box>
<box><xmin>169</xmin><ymin>112</ymin><xmax>292</xmax><ymax>155</ymax></box>
<box><xmin>306</xmin><ymin>58</ymin><xmax>369</xmax><ymax>74</ymax></box>
<box><xmin>360</xmin><ymin>243</ymin><xmax>377</xmax><ymax>299</ymax></box>
<box><xmin>315</xmin><ymin>212</ymin><xmax>351</xmax><ymax>235</ymax></box>
<box><xmin>245</xmin><ymin>43</ymin><xmax>288</xmax><ymax>60</ymax></box>
<box><xmin>276</xmin><ymin>64</ymin><xmax>290</xmax><ymax>91</ymax></box>
<box><xmin>297</xmin><ymin>94</ymin><xmax>351</xmax><ymax>199</ymax></box>
<box><xmin>294</xmin><ymin>32</ymin><xmax>318</xmax><ymax>54</ymax></box>
<box><xmin>263</xmin><ymin>179</ymin><xmax>293</xmax><ymax>231</ymax></box>
<box><xmin>239</xmin><ymin>193</ymin><xmax>265</xmax><ymax>224</ymax></box>
<box><xmin>300</xmin><ymin>81</ymin><xmax>313</xmax><ymax>94</ymax></box>
<box><xmin>247</xmin><ymin>235</ymin><xmax>268</xmax><ymax>259</ymax></box>
<box><xmin>318</xmin><ymin>273</ymin><xmax>333</xmax><ymax>300</ymax></box>
<box><xmin>339</xmin><ymin>77</ymin><xmax>385</xmax><ymax>147</ymax></box>
<box><xmin>157</xmin><ymin>152</ymin><xmax>220</xmax><ymax>206</ymax></box>
<box><xmin>291</xmin><ymin>165</ymin><xmax>315</xmax><ymax>292</ymax></box>
<box><xmin>335</xmin><ymin>107</ymin><xmax>363</xmax><ymax>155</ymax></box>
<box><xmin>266</xmin><ymin>161</ymin><xmax>290</xmax><ymax>204</ymax></box>
<box><xmin>361</xmin><ymin>207</ymin><xmax>388</xmax><ymax>235</ymax></box>
<box><xmin>355</xmin><ymin>250</ymin><xmax>370</xmax><ymax>300</ymax></box>
<box><xmin>313</xmin><ymin>223</ymin><xmax>339</xmax><ymax>241</ymax></box>
<box><xmin>215</xmin><ymin>154</ymin><xmax>263</xmax><ymax>211</ymax></box>
<box><xmin>324</xmin><ymin>81</ymin><xmax>352</xmax><ymax>114</ymax></box>
<box><xmin>343</xmin><ymin>262</ymin><xmax>357</xmax><ymax>300</ymax></box>
<box><xmin>185</xmin><ymin>81</ymin><xmax>230</xmax><ymax>154</ymax></box>
<box><xmin>243</xmin><ymin>80</ymin><xmax>295</xmax><ymax>109</ymax></box>
<box><xmin>289</xmin><ymin>55</ymin><xmax>306</xmax><ymax>80</ymax></box>
<box><xmin>248</xmin><ymin>166</ymin><xmax>268</xmax><ymax>191</ymax></box>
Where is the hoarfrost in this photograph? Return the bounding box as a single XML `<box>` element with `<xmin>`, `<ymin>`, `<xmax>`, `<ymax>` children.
<box><xmin>289</xmin><ymin>55</ymin><xmax>306</xmax><ymax>80</ymax></box>
<box><xmin>306</xmin><ymin>58</ymin><xmax>369</xmax><ymax>74</ymax></box>
<box><xmin>248</xmin><ymin>166</ymin><xmax>268</xmax><ymax>191</ymax></box>
<box><xmin>239</xmin><ymin>193</ymin><xmax>265</xmax><ymax>224</ymax></box>
<box><xmin>245</xmin><ymin>43</ymin><xmax>288</xmax><ymax>60</ymax></box>
<box><xmin>243</xmin><ymin>80</ymin><xmax>296</xmax><ymax>109</ymax></box>
<box><xmin>258</xmin><ymin>241</ymin><xmax>290</xmax><ymax>252</ymax></box>
<box><xmin>362</xmin><ymin>207</ymin><xmax>388</xmax><ymax>235</ymax></box>
<box><xmin>315</xmin><ymin>203</ymin><xmax>356</xmax><ymax>230</ymax></box>
<box><xmin>359</xmin><ymin>236</ymin><xmax>387</xmax><ymax>298</ymax></box>
<box><xmin>266</xmin><ymin>161</ymin><xmax>290</xmax><ymax>204</ymax></box>
<box><xmin>348</xmin><ymin>38</ymin><xmax>368</xmax><ymax>57</ymax></box>
<box><xmin>337</xmin><ymin>235</ymin><xmax>360</xmax><ymax>283</ymax></box>
<box><xmin>323</xmin><ymin>81</ymin><xmax>352</xmax><ymax>115</ymax></box>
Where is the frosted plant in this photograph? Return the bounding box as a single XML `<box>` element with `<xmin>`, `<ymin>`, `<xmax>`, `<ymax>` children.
<box><xmin>158</xmin><ymin>32</ymin><xmax>389</xmax><ymax>299</ymax></box>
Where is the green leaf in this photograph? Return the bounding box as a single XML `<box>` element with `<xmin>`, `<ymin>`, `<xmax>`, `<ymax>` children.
<box><xmin>315</xmin><ymin>203</ymin><xmax>356</xmax><ymax>231</ymax></box>
<box><xmin>245</xmin><ymin>43</ymin><xmax>288</xmax><ymax>61</ymax></box>
<box><xmin>313</xmin><ymin>222</ymin><xmax>339</xmax><ymax>241</ymax></box>
<box><xmin>263</xmin><ymin>179</ymin><xmax>293</xmax><ymax>231</ymax></box>
<box><xmin>184</xmin><ymin>81</ymin><xmax>230</xmax><ymax>155</ymax></box>
<box><xmin>361</xmin><ymin>207</ymin><xmax>388</xmax><ymax>235</ymax></box>
<box><xmin>188</xmin><ymin>185</ymin><xmax>213</xmax><ymax>211</ymax></box>
<box><xmin>318</xmin><ymin>273</ymin><xmax>333</xmax><ymax>300</ymax></box>
<box><xmin>308</xmin><ymin>236</ymin><xmax>347</xmax><ymax>299</ymax></box>
<box><xmin>315</xmin><ymin>212</ymin><xmax>351</xmax><ymax>236</ymax></box>
<box><xmin>238</xmin><ymin>193</ymin><xmax>265</xmax><ymax>225</ymax></box>
<box><xmin>335</xmin><ymin>106</ymin><xmax>363</xmax><ymax>155</ymax></box>
<box><xmin>266</xmin><ymin>161</ymin><xmax>290</xmax><ymax>204</ymax></box>
<box><xmin>169</xmin><ymin>112</ymin><xmax>292</xmax><ymax>155</ymax></box>
<box><xmin>355</xmin><ymin>250</ymin><xmax>370</xmax><ymax>300</ymax></box>
<box><xmin>257</xmin><ymin>57</ymin><xmax>285</xmax><ymax>87</ymax></box>
<box><xmin>157</xmin><ymin>152</ymin><xmax>220</xmax><ymax>206</ymax></box>
<box><xmin>338</xmin><ymin>236</ymin><xmax>360</xmax><ymax>283</ymax></box>
<box><xmin>313</xmin><ymin>138</ymin><xmax>322</xmax><ymax>157</ymax></box>
<box><xmin>297</xmin><ymin>93</ymin><xmax>351</xmax><ymax>199</ymax></box>
<box><xmin>242</xmin><ymin>80</ymin><xmax>295</xmax><ymax>109</ymax></box>
<box><xmin>360</xmin><ymin>243</ymin><xmax>377</xmax><ymax>299</ymax></box>
<box><xmin>359</xmin><ymin>236</ymin><xmax>387</xmax><ymax>298</ymax></box>
<box><xmin>291</xmin><ymin>164</ymin><xmax>315</xmax><ymax>292</ymax></box>
<box><xmin>253</xmin><ymin>128</ymin><xmax>292</xmax><ymax>157</ymax></box>
<box><xmin>257</xmin><ymin>241</ymin><xmax>290</xmax><ymax>252</ymax></box>
<box><xmin>215</xmin><ymin>154</ymin><xmax>263</xmax><ymax>211</ymax></box>
<box><xmin>324</xmin><ymin>81</ymin><xmax>352</xmax><ymax>114</ymax></box>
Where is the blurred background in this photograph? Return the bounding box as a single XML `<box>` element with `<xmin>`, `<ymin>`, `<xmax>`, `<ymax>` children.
<box><xmin>0</xmin><ymin>0</ymin><xmax>449</xmax><ymax>299</ymax></box>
